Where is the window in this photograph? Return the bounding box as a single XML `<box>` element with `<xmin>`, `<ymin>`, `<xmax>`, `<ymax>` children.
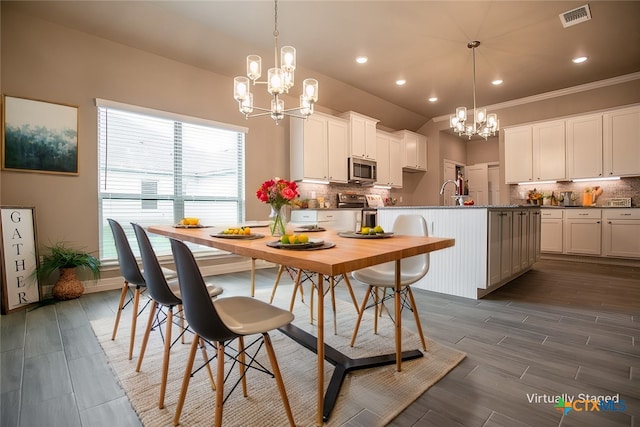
<box><xmin>97</xmin><ymin>99</ymin><xmax>247</xmax><ymax>260</ymax></box>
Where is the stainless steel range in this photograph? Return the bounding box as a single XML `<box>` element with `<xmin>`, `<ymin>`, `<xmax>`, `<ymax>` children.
<box><xmin>337</xmin><ymin>192</ymin><xmax>377</xmax><ymax>228</ymax></box>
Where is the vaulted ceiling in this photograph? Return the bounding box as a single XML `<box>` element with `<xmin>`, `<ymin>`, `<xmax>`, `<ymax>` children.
<box><xmin>8</xmin><ymin>1</ymin><xmax>640</xmax><ymax>131</ymax></box>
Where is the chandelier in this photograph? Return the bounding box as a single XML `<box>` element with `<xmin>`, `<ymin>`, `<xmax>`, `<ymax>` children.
<box><xmin>233</xmin><ymin>0</ymin><xmax>318</xmax><ymax>124</ymax></box>
<box><xmin>450</xmin><ymin>41</ymin><xmax>498</xmax><ymax>140</ymax></box>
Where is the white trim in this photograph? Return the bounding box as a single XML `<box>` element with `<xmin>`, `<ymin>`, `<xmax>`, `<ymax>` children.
<box><xmin>434</xmin><ymin>72</ymin><xmax>640</xmax><ymax>123</ymax></box>
<box><xmin>94</xmin><ymin>98</ymin><xmax>249</xmax><ymax>134</ymax></box>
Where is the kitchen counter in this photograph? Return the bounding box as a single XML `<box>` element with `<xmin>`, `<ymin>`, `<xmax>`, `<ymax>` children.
<box><xmin>378</xmin><ymin>206</ymin><xmax>541</xmax><ymax>299</ymax></box>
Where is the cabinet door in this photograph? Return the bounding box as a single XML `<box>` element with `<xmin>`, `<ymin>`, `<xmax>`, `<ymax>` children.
<box><xmin>512</xmin><ymin>211</ymin><xmax>529</xmax><ymax>273</ymax></box>
<box><xmin>566</xmin><ymin>114</ymin><xmax>603</xmax><ymax>179</ymax></box>
<box><xmin>603</xmin><ymin>106</ymin><xmax>640</xmax><ymax>176</ymax></box>
<box><xmin>529</xmin><ymin>210</ymin><xmax>541</xmax><ymax>264</ymax></box>
<box><xmin>402</xmin><ymin>131</ymin><xmax>418</xmax><ymax>168</ymax></box>
<box><xmin>488</xmin><ymin>211</ymin><xmax>512</xmax><ymax>286</ymax></box>
<box><xmin>500</xmin><ymin>212</ymin><xmax>513</xmax><ymax>280</ymax></box>
<box><xmin>327</xmin><ymin>118</ymin><xmax>349</xmax><ymax>183</ymax></box>
<box><xmin>504</xmin><ymin>126</ymin><xmax>533</xmax><ymax>183</ymax></box>
<box><xmin>603</xmin><ymin>219</ymin><xmax>640</xmax><ymax>258</ymax></box>
<box><xmin>389</xmin><ymin>135</ymin><xmax>403</xmax><ymax>187</ymax></box>
<box><xmin>564</xmin><ymin>220</ymin><xmax>602</xmax><ymax>255</ymax></box>
<box><xmin>533</xmin><ymin>120</ymin><xmax>566</xmax><ymax>181</ymax></box>
<box><xmin>541</xmin><ymin>218</ymin><xmax>564</xmax><ymax>253</ymax></box>
<box><xmin>416</xmin><ymin>135</ymin><xmax>428</xmax><ymax>170</ymax></box>
<box><xmin>300</xmin><ymin>115</ymin><xmax>328</xmax><ymax>181</ymax></box>
<box><xmin>364</xmin><ymin>119</ymin><xmax>377</xmax><ymax>160</ymax></box>
<box><xmin>375</xmin><ymin>133</ymin><xmax>390</xmax><ymax>185</ymax></box>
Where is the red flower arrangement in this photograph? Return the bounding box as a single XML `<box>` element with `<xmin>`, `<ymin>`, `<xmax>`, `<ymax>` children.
<box><xmin>256</xmin><ymin>178</ymin><xmax>299</xmax><ymax>209</ymax></box>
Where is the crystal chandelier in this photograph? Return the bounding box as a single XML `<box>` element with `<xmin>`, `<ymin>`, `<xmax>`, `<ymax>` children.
<box><xmin>450</xmin><ymin>41</ymin><xmax>498</xmax><ymax>140</ymax></box>
<box><xmin>233</xmin><ymin>0</ymin><xmax>318</xmax><ymax>124</ymax></box>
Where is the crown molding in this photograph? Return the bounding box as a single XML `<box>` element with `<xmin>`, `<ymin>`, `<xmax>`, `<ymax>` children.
<box><xmin>433</xmin><ymin>72</ymin><xmax>640</xmax><ymax>123</ymax></box>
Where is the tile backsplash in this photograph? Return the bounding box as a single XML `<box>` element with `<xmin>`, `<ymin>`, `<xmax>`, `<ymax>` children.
<box><xmin>510</xmin><ymin>176</ymin><xmax>640</xmax><ymax>207</ymax></box>
<box><xmin>295</xmin><ymin>182</ymin><xmax>391</xmax><ymax>208</ymax></box>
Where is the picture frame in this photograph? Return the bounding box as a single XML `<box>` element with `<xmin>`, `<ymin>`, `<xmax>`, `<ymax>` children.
<box><xmin>1</xmin><ymin>206</ymin><xmax>41</xmax><ymax>314</ymax></box>
<box><xmin>2</xmin><ymin>95</ymin><xmax>79</xmax><ymax>175</ymax></box>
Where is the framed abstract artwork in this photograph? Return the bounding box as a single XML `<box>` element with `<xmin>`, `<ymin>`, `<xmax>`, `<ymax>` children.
<box><xmin>2</xmin><ymin>95</ymin><xmax>79</xmax><ymax>175</ymax></box>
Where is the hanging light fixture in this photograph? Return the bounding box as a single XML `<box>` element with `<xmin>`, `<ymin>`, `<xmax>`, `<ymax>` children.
<box><xmin>450</xmin><ymin>41</ymin><xmax>498</xmax><ymax>140</ymax></box>
<box><xmin>233</xmin><ymin>0</ymin><xmax>318</xmax><ymax>124</ymax></box>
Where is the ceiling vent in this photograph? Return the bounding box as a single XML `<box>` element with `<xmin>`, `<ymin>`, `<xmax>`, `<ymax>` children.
<box><xmin>559</xmin><ymin>4</ymin><xmax>592</xmax><ymax>28</ymax></box>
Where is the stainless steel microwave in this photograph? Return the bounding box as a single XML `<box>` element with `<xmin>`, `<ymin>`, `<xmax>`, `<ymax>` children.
<box><xmin>348</xmin><ymin>157</ymin><xmax>377</xmax><ymax>184</ymax></box>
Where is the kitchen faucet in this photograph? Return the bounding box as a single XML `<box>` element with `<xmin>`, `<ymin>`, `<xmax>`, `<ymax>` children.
<box><xmin>439</xmin><ymin>180</ymin><xmax>465</xmax><ymax>205</ymax></box>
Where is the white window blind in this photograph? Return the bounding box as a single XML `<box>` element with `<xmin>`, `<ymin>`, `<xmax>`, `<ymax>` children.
<box><xmin>97</xmin><ymin>100</ymin><xmax>246</xmax><ymax>260</ymax></box>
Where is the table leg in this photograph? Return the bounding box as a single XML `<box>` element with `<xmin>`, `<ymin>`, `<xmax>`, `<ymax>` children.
<box><xmin>316</xmin><ymin>273</ymin><xmax>324</xmax><ymax>426</ymax></box>
<box><xmin>395</xmin><ymin>259</ymin><xmax>402</xmax><ymax>372</ymax></box>
<box><xmin>250</xmin><ymin>258</ymin><xmax>256</xmax><ymax>297</ymax></box>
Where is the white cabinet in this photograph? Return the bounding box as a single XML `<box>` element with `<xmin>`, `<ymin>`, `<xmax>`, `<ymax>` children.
<box><xmin>290</xmin><ymin>209</ymin><xmax>358</xmax><ymax>232</ymax></box>
<box><xmin>566</xmin><ymin>114</ymin><xmax>603</xmax><ymax>179</ymax></box>
<box><xmin>375</xmin><ymin>131</ymin><xmax>402</xmax><ymax>187</ymax></box>
<box><xmin>540</xmin><ymin>209</ymin><xmax>564</xmax><ymax>253</ymax></box>
<box><xmin>290</xmin><ymin>113</ymin><xmax>348</xmax><ymax>183</ymax></box>
<box><xmin>395</xmin><ymin>130</ymin><xmax>427</xmax><ymax>171</ymax></box>
<box><xmin>603</xmin><ymin>105</ymin><xmax>640</xmax><ymax>177</ymax></box>
<box><xmin>488</xmin><ymin>210</ymin><xmax>513</xmax><ymax>286</ymax></box>
<box><xmin>512</xmin><ymin>210</ymin><xmax>531</xmax><ymax>273</ymax></box>
<box><xmin>564</xmin><ymin>209</ymin><xmax>602</xmax><ymax>255</ymax></box>
<box><xmin>532</xmin><ymin>119</ymin><xmax>566</xmax><ymax>181</ymax></box>
<box><xmin>339</xmin><ymin>111</ymin><xmax>378</xmax><ymax>161</ymax></box>
<box><xmin>504</xmin><ymin>125</ymin><xmax>533</xmax><ymax>183</ymax></box>
<box><xmin>602</xmin><ymin>209</ymin><xmax>640</xmax><ymax>259</ymax></box>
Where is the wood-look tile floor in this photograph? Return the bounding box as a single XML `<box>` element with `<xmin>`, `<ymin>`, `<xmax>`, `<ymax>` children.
<box><xmin>1</xmin><ymin>259</ymin><xmax>638</xmax><ymax>426</ymax></box>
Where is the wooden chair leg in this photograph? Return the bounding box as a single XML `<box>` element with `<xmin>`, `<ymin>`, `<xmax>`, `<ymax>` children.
<box><xmin>330</xmin><ymin>276</ymin><xmax>337</xmax><ymax>334</ymax></box>
<box><xmin>373</xmin><ymin>287</ymin><xmax>381</xmax><ymax>335</ymax></box>
<box><xmin>238</xmin><ymin>336</ymin><xmax>247</xmax><ymax>397</ymax></box>
<box><xmin>407</xmin><ymin>287</ymin><xmax>427</xmax><ymax>351</ymax></box>
<box><xmin>128</xmin><ymin>286</ymin><xmax>141</xmax><ymax>360</ymax></box>
<box><xmin>341</xmin><ymin>274</ymin><xmax>360</xmax><ymax>315</ymax></box>
<box><xmin>350</xmin><ymin>285</ymin><xmax>372</xmax><ymax>347</ymax></box>
<box><xmin>199</xmin><ymin>338</ymin><xmax>216</xmax><ymax>390</ymax></box>
<box><xmin>159</xmin><ymin>307</ymin><xmax>173</xmax><ymax>409</ymax></box>
<box><xmin>250</xmin><ymin>258</ymin><xmax>256</xmax><ymax>297</ymax></box>
<box><xmin>173</xmin><ymin>336</ymin><xmax>200</xmax><ymax>426</ymax></box>
<box><xmin>289</xmin><ymin>269</ymin><xmax>303</xmax><ymax>312</ymax></box>
<box><xmin>269</xmin><ymin>264</ymin><xmax>286</xmax><ymax>304</ymax></box>
<box><xmin>135</xmin><ymin>300</ymin><xmax>157</xmax><ymax>372</ymax></box>
<box><xmin>262</xmin><ymin>333</ymin><xmax>295</xmax><ymax>426</ymax></box>
<box><xmin>111</xmin><ymin>281</ymin><xmax>129</xmax><ymax>340</ymax></box>
<box><xmin>214</xmin><ymin>341</ymin><xmax>225</xmax><ymax>427</ymax></box>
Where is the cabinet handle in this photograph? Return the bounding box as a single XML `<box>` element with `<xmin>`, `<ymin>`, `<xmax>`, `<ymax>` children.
<box><xmin>621</xmin><ymin>213</ymin><xmax>631</xmax><ymax>216</ymax></box>
<box><xmin>608</xmin><ymin>221</ymin><xmax>612</xmax><ymax>224</ymax></box>
<box><xmin>578</xmin><ymin>213</ymin><xmax>588</xmax><ymax>216</ymax></box>
<box><xmin>596</xmin><ymin>221</ymin><xmax>601</xmax><ymax>224</ymax></box>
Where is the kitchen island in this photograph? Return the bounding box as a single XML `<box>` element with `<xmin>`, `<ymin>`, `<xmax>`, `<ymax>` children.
<box><xmin>378</xmin><ymin>205</ymin><xmax>541</xmax><ymax>299</ymax></box>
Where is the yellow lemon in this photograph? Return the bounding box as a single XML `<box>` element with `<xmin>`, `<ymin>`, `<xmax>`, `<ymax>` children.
<box><xmin>298</xmin><ymin>234</ymin><xmax>309</xmax><ymax>243</ymax></box>
<box><xmin>373</xmin><ymin>225</ymin><xmax>384</xmax><ymax>234</ymax></box>
<box><xmin>244</xmin><ymin>227</ymin><xmax>251</xmax><ymax>235</ymax></box>
<box><xmin>360</xmin><ymin>227</ymin><xmax>370</xmax><ymax>234</ymax></box>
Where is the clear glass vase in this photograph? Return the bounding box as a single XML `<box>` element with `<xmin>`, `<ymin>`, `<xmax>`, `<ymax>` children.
<box><xmin>269</xmin><ymin>205</ymin><xmax>288</xmax><ymax>237</ymax></box>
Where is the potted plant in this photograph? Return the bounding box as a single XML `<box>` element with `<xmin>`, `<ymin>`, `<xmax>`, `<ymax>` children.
<box><xmin>36</xmin><ymin>242</ymin><xmax>101</xmax><ymax>300</ymax></box>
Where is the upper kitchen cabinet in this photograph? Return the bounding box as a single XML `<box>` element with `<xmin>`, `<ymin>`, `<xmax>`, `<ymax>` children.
<box><xmin>532</xmin><ymin>119</ymin><xmax>566</xmax><ymax>181</ymax></box>
<box><xmin>504</xmin><ymin>120</ymin><xmax>565</xmax><ymax>183</ymax></box>
<box><xmin>603</xmin><ymin>105</ymin><xmax>640</xmax><ymax>177</ymax></box>
<box><xmin>395</xmin><ymin>130</ymin><xmax>427</xmax><ymax>172</ymax></box>
<box><xmin>339</xmin><ymin>111</ymin><xmax>379</xmax><ymax>161</ymax></box>
<box><xmin>290</xmin><ymin>112</ymin><xmax>349</xmax><ymax>183</ymax></box>
<box><xmin>504</xmin><ymin>125</ymin><xmax>533</xmax><ymax>183</ymax></box>
<box><xmin>375</xmin><ymin>130</ymin><xmax>403</xmax><ymax>188</ymax></box>
<box><xmin>566</xmin><ymin>114</ymin><xmax>603</xmax><ymax>179</ymax></box>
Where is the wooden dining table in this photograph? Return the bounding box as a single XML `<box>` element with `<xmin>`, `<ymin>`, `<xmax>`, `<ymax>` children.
<box><xmin>148</xmin><ymin>225</ymin><xmax>454</xmax><ymax>426</ymax></box>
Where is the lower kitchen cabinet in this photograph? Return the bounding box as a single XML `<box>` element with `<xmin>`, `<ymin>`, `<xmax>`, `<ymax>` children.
<box><xmin>488</xmin><ymin>210</ymin><xmax>513</xmax><ymax>286</ymax></box>
<box><xmin>602</xmin><ymin>209</ymin><xmax>640</xmax><ymax>258</ymax></box>
<box><xmin>541</xmin><ymin>209</ymin><xmax>564</xmax><ymax>253</ymax></box>
<box><xmin>564</xmin><ymin>209</ymin><xmax>602</xmax><ymax>256</ymax></box>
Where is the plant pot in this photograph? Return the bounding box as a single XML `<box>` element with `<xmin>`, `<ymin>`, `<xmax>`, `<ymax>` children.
<box><xmin>52</xmin><ymin>268</ymin><xmax>84</xmax><ymax>300</ymax></box>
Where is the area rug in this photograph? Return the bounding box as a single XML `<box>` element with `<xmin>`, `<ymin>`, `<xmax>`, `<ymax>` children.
<box><xmin>91</xmin><ymin>286</ymin><xmax>465</xmax><ymax>426</ymax></box>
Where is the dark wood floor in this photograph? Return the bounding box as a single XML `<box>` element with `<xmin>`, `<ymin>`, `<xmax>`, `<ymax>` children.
<box><xmin>1</xmin><ymin>259</ymin><xmax>638</xmax><ymax>427</ymax></box>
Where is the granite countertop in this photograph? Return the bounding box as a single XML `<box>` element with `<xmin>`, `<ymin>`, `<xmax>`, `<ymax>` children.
<box><xmin>379</xmin><ymin>205</ymin><xmax>540</xmax><ymax>209</ymax></box>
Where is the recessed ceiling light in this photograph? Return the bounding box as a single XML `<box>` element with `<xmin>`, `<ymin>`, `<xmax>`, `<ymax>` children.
<box><xmin>492</xmin><ymin>79</ymin><xmax>503</xmax><ymax>85</ymax></box>
<box><xmin>396</xmin><ymin>79</ymin><xmax>406</xmax><ymax>86</ymax></box>
<box><xmin>356</xmin><ymin>56</ymin><xmax>368</xmax><ymax>64</ymax></box>
<box><xmin>572</xmin><ymin>56</ymin><xmax>588</xmax><ymax>64</ymax></box>
<box><xmin>428</xmin><ymin>97</ymin><xmax>438</xmax><ymax>102</ymax></box>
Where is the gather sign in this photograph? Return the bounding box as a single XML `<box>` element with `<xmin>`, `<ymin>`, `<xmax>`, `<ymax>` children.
<box><xmin>1</xmin><ymin>207</ymin><xmax>41</xmax><ymax>314</ymax></box>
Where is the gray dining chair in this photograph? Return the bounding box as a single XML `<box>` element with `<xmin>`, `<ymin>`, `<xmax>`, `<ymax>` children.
<box><xmin>169</xmin><ymin>238</ymin><xmax>296</xmax><ymax>427</ymax></box>
<box><xmin>349</xmin><ymin>215</ymin><xmax>429</xmax><ymax>353</ymax></box>
<box><xmin>131</xmin><ymin>223</ymin><xmax>223</xmax><ymax>409</ymax></box>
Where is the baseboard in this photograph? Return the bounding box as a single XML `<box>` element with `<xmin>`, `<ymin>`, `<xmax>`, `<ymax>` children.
<box><xmin>540</xmin><ymin>253</ymin><xmax>640</xmax><ymax>268</ymax></box>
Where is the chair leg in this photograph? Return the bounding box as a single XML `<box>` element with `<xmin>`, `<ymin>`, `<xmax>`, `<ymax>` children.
<box><xmin>158</xmin><ymin>306</ymin><xmax>173</xmax><ymax>409</ymax></box>
<box><xmin>330</xmin><ymin>276</ymin><xmax>337</xmax><ymax>335</ymax></box>
<box><xmin>350</xmin><ymin>285</ymin><xmax>373</xmax><ymax>347</ymax></box>
<box><xmin>215</xmin><ymin>341</ymin><xmax>225</xmax><ymax>427</ymax></box>
<box><xmin>173</xmin><ymin>336</ymin><xmax>200</xmax><ymax>426</ymax></box>
<box><xmin>128</xmin><ymin>286</ymin><xmax>141</xmax><ymax>360</ymax></box>
<box><xmin>341</xmin><ymin>274</ymin><xmax>360</xmax><ymax>315</ymax></box>
<box><xmin>250</xmin><ymin>258</ymin><xmax>256</xmax><ymax>297</ymax></box>
<box><xmin>199</xmin><ymin>338</ymin><xmax>216</xmax><ymax>391</ymax></box>
<box><xmin>111</xmin><ymin>281</ymin><xmax>129</xmax><ymax>340</ymax></box>
<box><xmin>269</xmin><ymin>264</ymin><xmax>286</xmax><ymax>304</ymax></box>
<box><xmin>406</xmin><ymin>287</ymin><xmax>427</xmax><ymax>351</ymax></box>
<box><xmin>288</xmin><ymin>269</ymin><xmax>303</xmax><ymax>312</ymax></box>
<box><xmin>373</xmin><ymin>287</ymin><xmax>381</xmax><ymax>335</ymax></box>
<box><xmin>238</xmin><ymin>336</ymin><xmax>247</xmax><ymax>397</ymax></box>
<box><xmin>262</xmin><ymin>333</ymin><xmax>295</xmax><ymax>426</ymax></box>
<box><xmin>135</xmin><ymin>300</ymin><xmax>157</xmax><ymax>372</ymax></box>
